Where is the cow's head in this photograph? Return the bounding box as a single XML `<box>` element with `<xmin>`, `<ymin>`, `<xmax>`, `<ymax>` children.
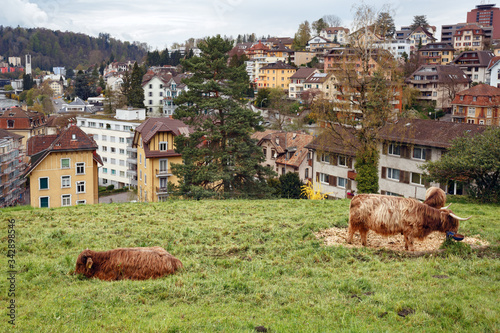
<box><xmin>75</xmin><ymin>249</ymin><xmax>94</xmax><ymax>277</ymax></box>
<box><xmin>440</xmin><ymin>209</ymin><xmax>471</xmax><ymax>233</ymax></box>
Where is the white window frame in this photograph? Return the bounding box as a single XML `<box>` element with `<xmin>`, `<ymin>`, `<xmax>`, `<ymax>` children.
<box><xmin>319</xmin><ymin>173</ymin><xmax>329</xmax><ymax>184</ymax></box>
<box><xmin>338</xmin><ymin>177</ymin><xmax>347</xmax><ymax>188</ymax></box>
<box><xmin>410</xmin><ymin>172</ymin><xmax>425</xmax><ymax>186</ymax></box>
<box><xmin>412</xmin><ymin>147</ymin><xmax>426</xmax><ymax>161</ymax></box>
<box><xmin>159</xmin><ymin>159</ymin><xmax>168</xmax><ymax>172</ymax></box>
<box><xmin>338</xmin><ymin>155</ymin><xmax>347</xmax><ymax>167</ymax></box>
<box><xmin>76</xmin><ymin>181</ymin><xmax>86</xmax><ymax>194</ymax></box>
<box><xmin>321</xmin><ymin>153</ymin><xmax>330</xmax><ymax>164</ymax></box>
<box><xmin>388</xmin><ymin>143</ymin><xmax>400</xmax><ymax>156</ymax></box>
<box><xmin>159</xmin><ymin>141</ymin><xmax>168</xmax><ymax>151</ymax></box>
<box><xmin>39</xmin><ymin>196</ymin><xmax>50</xmax><ymax>208</ymax></box>
<box><xmin>76</xmin><ymin>162</ymin><xmax>85</xmax><ymax>175</ymax></box>
<box><xmin>61</xmin><ymin>194</ymin><xmax>71</xmax><ymax>207</ymax></box>
<box><xmin>76</xmin><ymin>200</ymin><xmax>86</xmax><ymax>205</ymax></box>
<box><xmin>61</xmin><ymin>175</ymin><xmax>71</xmax><ymax>188</ymax></box>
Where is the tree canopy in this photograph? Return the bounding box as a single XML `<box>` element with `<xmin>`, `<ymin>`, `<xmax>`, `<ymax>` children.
<box><xmin>292</xmin><ymin>21</ymin><xmax>311</xmax><ymax>50</ymax></box>
<box><xmin>423</xmin><ymin>127</ymin><xmax>500</xmax><ymax>203</ymax></box>
<box><xmin>172</xmin><ymin>35</ymin><xmax>274</xmax><ymax>199</ymax></box>
<box><xmin>410</xmin><ymin>15</ymin><xmax>429</xmax><ymax>31</ymax></box>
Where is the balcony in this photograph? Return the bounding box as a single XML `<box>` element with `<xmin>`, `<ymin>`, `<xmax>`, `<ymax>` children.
<box><xmin>155</xmin><ymin>169</ymin><xmax>172</xmax><ymax>177</ymax></box>
<box><xmin>156</xmin><ymin>186</ymin><xmax>169</xmax><ymax>195</ymax></box>
<box><xmin>126</xmin><ymin>146</ymin><xmax>137</xmax><ymax>153</ymax></box>
<box><xmin>347</xmin><ymin>170</ymin><xmax>358</xmax><ymax>180</ymax></box>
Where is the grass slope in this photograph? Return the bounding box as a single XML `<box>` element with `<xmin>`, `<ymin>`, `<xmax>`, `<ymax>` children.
<box><xmin>1</xmin><ymin>199</ymin><xmax>499</xmax><ymax>332</ymax></box>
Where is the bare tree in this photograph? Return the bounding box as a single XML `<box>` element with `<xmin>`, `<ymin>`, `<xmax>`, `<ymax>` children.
<box><xmin>322</xmin><ymin>14</ymin><xmax>343</xmax><ymax>27</ymax></box>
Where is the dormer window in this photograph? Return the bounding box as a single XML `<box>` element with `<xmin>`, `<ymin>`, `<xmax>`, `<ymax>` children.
<box><xmin>159</xmin><ymin>142</ymin><xmax>168</xmax><ymax>151</ymax></box>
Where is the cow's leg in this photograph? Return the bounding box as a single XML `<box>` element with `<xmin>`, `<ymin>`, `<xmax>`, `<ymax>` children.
<box><xmin>403</xmin><ymin>234</ymin><xmax>415</xmax><ymax>251</ymax></box>
<box><xmin>347</xmin><ymin>224</ymin><xmax>356</xmax><ymax>244</ymax></box>
<box><xmin>359</xmin><ymin>228</ymin><xmax>368</xmax><ymax>246</ymax></box>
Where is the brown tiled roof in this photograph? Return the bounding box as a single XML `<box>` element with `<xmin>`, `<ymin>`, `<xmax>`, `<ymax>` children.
<box><xmin>0</xmin><ymin>107</ymin><xmax>43</xmax><ymax>119</ymax></box>
<box><xmin>305</xmin><ymin>73</ymin><xmax>331</xmax><ymax>84</ymax></box>
<box><xmin>248</xmin><ymin>41</ymin><xmax>270</xmax><ymax>51</ymax></box>
<box><xmin>255</xmin><ymin>131</ymin><xmax>313</xmax><ymax>168</ymax></box>
<box><xmin>378</xmin><ymin>119</ymin><xmax>487</xmax><ymax>149</ymax></box>
<box><xmin>260</xmin><ymin>61</ymin><xmax>296</xmax><ymax>70</ymax></box>
<box><xmin>452</xmin><ymin>83</ymin><xmax>500</xmax><ymax>106</ymax></box>
<box><xmin>323</xmin><ymin>27</ymin><xmax>349</xmax><ymax>34</ymax></box>
<box><xmin>487</xmin><ymin>56</ymin><xmax>500</xmax><ymax>70</ymax></box>
<box><xmin>418</xmin><ymin>42</ymin><xmax>455</xmax><ymax>52</ymax></box>
<box><xmin>406</xmin><ymin>65</ymin><xmax>470</xmax><ymax>84</ymax></box>
<box><xmin>454</xmin><ymin>24</ymin><xmax>485</xmax><ymax>36</ymax></box>
<box><xmin>135</xmin><ymin>117</ymin><xmax>191</xmax><ymax>144</ymax></box>
<box><xmin>290</xmin><ymin>68</ymin><xmax>317</xmax><ymax>79</ymax></box>
<box><xmin>142</xmin><ymin>71</ymin><xmax>173</xmax><ymax>86</ymax></box>
<box><xmin>0</xmin><ymin>128</ymin><xmax>23</xmax><ymax>141</ymax></box>
<box><xmin>452</xmin><ymin>50</ymin><xmax>494</xmax><ymax>67</ymax></box>
<box><xmin>26</xmin><ymin>134</ymin><xmax>57</xmax><ymax>156</ymax></box>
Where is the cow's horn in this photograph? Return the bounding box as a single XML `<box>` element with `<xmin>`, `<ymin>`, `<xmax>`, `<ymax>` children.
<box><xmin>449</xmin><ymin>213</ymin><xmax>471</xmax><ymax>221</ymax></box>
<box><xmin>441</xmin><ymin>203</ymin><xmax>452</xmax><ymax>210</ymax></box>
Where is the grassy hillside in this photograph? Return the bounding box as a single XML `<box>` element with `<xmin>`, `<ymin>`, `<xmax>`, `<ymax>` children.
<box><xmin>1</xmin><ymin>199</ymin><xmax>499</xmax><ymax>332</ymax></box>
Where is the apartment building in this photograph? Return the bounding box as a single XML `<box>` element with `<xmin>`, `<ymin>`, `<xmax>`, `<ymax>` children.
<box><xmin>0</xmin><ymin>129</ymin><xmax>26</xmax><ymax>207</ymax></box>
<box><xmin>257</xmin><ymin>61</ymin><xmax>297</xmax><ymax>91</ymax></box>
<box><xmin>451</xmin><ymin>83</ymin><xmax>500</xmax><ymax>125</ymax></box>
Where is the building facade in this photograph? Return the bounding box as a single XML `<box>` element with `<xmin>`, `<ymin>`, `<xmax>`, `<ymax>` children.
<box><xmin>0</xmin><ymin>129</ymin><xmax>26</xmax><ymax>207</ymax></box>
<box><xmin>451</xmin><ymin>83</ymin><xmax>500</xmax><ymax>125</ymax></box>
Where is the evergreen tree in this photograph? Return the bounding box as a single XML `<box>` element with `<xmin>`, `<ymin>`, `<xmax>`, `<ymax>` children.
<box><xmin>279</xmin><ymin>172</ymin><xmax>303</xmax><ymax>199</ymax></box>
<box><xmin>292</xmin><ymin>21</ymin><xmax>311</xmax><ymax>50</ymax></box>
<box><xmin>22</xmin><ymin>74</ymin><xmax>34</xmax><ymax>91</ymax></box>
<box><xmin>375</xmin><ymin>12</ymin><xmax>396</xmax><ymax>38</ymax></box>
<box><xmin>410</xmin><ymin>15</ymin><xmax>429</xmax><ymax>31</ymax></box>
<box><xmin>121</xmin><ymin>62</ymin><xmax>144</xmax><ymax>108</ymax></box>
<box><xmin>172</xmin><ymin>35</ymin><xmax>274</xmax><ymax>199</ymax></box>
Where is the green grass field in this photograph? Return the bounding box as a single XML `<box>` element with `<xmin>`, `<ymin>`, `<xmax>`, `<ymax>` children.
<box><xmin>1</xmin><ymin>199</ymin><xmax>499</xmax><ymax>332</ymax></box>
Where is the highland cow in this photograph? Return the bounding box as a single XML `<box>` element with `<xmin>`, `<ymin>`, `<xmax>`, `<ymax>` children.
<box><xmin>423</xmin><ymin>187</ymin><xmax>447</xmax><ymax>209</ymax></box>
<box><xmin>75</xmin><ymin>247</ymin><xmax>183</xmax><ymax>281</ymax></box>
<box><xmin>347</xmin><ymin>194</ymin><xmax>470</xmax><ymax>251</ymax></box>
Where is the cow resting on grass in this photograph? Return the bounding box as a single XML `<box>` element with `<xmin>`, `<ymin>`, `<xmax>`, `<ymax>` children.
<box><xmin>75</xmin><ymin>247</ymin><xmax>183</xmax><ymax>281</ymax></box>
<box><xmin>347</xmin><ymin>194</ymin><xmax>471</xmax><ymax>251</ymax></box>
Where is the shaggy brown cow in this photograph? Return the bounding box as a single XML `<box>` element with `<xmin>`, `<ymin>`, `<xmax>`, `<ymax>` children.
<box><xmin>423</xmin><ymin>187</ymin><xmax>447</xmax><ymax>209</ymax></box>
<box><xmin>347</xmin><ymin>194</ymin><xmax>470</xmax><ymax>251</ymax></box>
<box><xmin>75</xmin><ymin>247</ymin><xmax>183</xmax><ymax>281</ymax></box>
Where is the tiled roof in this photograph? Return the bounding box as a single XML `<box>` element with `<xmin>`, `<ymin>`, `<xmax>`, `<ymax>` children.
<box><xmin>142</xmin><ymin>71</ymin><xmax>173</xmax><ymax>86</ymax></box>
<box><xmin>290</xmin><ymin>68</ymin><xmax>317</xmax><ymax>79</ymax></box>
<box><xmin>0</xmin><ymin>128</ymin><xmax>23</xmax><ymax>141</ymax></box>
<box><xmin>418</xmin><ymin>42</ymin><xmax>455</xmax><ymax>52</ymax></box>
<box><xmin>407</xmin><ymin>65</ymin><xmax>470</xmax><ymax>84</ymax></box>
<box><xmin>487</xmin><ymin>56</ymin><xmax>500</xmax><ymax>70</ymax></box>
<box><xmin>260</xmin><ymin>61</ymin><xmax>296</xmax><ymax>70</ymax></box>
<box><xmin>135</xmin><ymin>117</ymin><xmax>191</xmax><ymax>144</ymax></box>
<box><xmin>0</xmin><ymin>107</ymin><xmax>44</xmax><ymax>119</ymax></box>
<box><xmin>255</xmin><ymin>131</ymin><xmax>313</xmax><ymax>168</ymax></box>
<box><xmin>452</xmin><ymin>50</ymin><xmax>494</xmax><ymax>67</ymax></box>
<box><xmin>452</xmin><ymin>83</ymin><xmax>500</xmax><ymax>106</ymax></box>
<box><xmin>304</xmin><ymin>73</ymin><xmax>330</xmax><ymax>84</ymax></box>
<box><xmin>454</xmin><ymin>24</ymin><xmax>485</xmax><ymax>36</ymax></box>
<box><xmin>323</xmin><ymin>27</ymin><xmax>349</xmax><ymax>34</ymax></box>
<box><xmin>378</xmin><ymin>119</ymin><xmax>487</xmax><ymax>149</ymax></box>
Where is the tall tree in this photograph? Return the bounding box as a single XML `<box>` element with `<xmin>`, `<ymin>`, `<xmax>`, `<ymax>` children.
<box><xmin>121</xmin><ymin>62</ymin><xmax>145</xmax><ymax>108</ymax></box>
<box><xmin>410</xmin><ymin>15</ymin><xmax>429</xmax><ymax>31</ymax></box>
<box><xmin>292</xmin><ymin>21</ymin><xmax>311</xmax><ymax>50</ymax></box>
<box><xmin>375</xmin><ymin>12</ymin><xmax>396</xmax><ymax>38</ymax></box>
<box><xmin>423</xmin><ymin>127</ymin><xmax>500</xmax><ymax>203</ymax></box>
<box><xmin>172</xmin><ymin>35</ymin><xmax>274</xmax><ymax>199</ymax></box>
<box><xmin>322</xmin><ymin>14</ymin><xmax>343</xmax><ymax>27</ymax></box>
<box><xmin>312</xmin><ymin>18</ymin><xmax>329</xmax><ymax>35</ymax></box>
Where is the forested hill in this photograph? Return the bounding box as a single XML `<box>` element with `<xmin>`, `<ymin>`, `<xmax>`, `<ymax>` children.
<box><xmin>0</xmin><ymin>26</ymin><xmax>148</xmax><ymax>71</ymax></box>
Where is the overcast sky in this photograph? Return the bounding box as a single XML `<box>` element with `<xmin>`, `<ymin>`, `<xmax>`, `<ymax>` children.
<box><xmin>1</xmin><ymin>0</ymin><xmax>482</xmax><ymax>50</ymax></box>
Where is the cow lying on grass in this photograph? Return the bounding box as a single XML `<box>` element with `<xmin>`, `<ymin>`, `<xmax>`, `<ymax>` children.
<box><xmin>347</xmin><ymin>194</ymin><xmax>470</xmax><ymax>251</ymax></box>
<box><xmin>75</xmin><ymin>247</ymin><xmax>183</xmax><ymax>281</ymax></box>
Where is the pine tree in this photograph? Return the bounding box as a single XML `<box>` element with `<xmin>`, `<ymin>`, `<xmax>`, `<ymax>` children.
<box><xmin>121</xmin><ymin>62</ymin><xmax>144</xmax><ymax>108</ymax></box>
<box><xmin>172</xmin><ymin>35</ymin><xmax>274</xmax><ymax>199</ymax></box>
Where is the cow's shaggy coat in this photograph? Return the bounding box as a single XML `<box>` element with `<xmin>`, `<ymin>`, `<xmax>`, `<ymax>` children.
<box><xmin>75</xmin><ymin>247</ymin><xmax>183</xmax><ymax>281</ymax></box>
<box><xmin>423</xmin><ymin>187</ymin><xmax>447</xmax><ymax>208</ymax></box>
<box><xmin>347</xmin><ymin>194</ymin><xmax>464</xmax><ymax>251</ymax></box>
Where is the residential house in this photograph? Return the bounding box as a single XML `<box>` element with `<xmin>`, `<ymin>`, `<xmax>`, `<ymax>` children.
<box><xmin>24</xmin><ymin>124</ymin><xmax>103</xmax><ymax>208</ymax></box>
<box><xmin>293</xmin><ymin>51</ymin><xmax>319</xmax><ymax>67</ymax></box>
<box><xmin>405</xmin><ymin>65</ymin><xmax>471</xmax><ymax>110</ymax></box>
<box><xmin>142</xmin><ymin>69</ymin><xmax>174</xmax><ymax>115</ymax></box>
<box><xmin>378</xmin><ymin>119</ymin><xmax>487</xmax><ymax>197</ymax></box>
<box><xmin>303</xmin><ymin>72</ymin><xmax>336</xmax><ymax>100</ymax></box>
<box><xmin>306</xmin><ymin>36</ymin><xmax>338</xmax><ymax>52</ymax></box>
<box><xmin>324</xmin><ymin>47</ymin><xmax>389</xmax><ymax>77</ymax></box>
<box><xmin>451</xmin><ymin>83</ymin><xmax>500</xmax><ymax>125</ymax></box>
<box><xmin>265</xmin><ymin>42</ymin><xmax>294</xmax><ymax>63</ymax></box>
<box><xmin>407</xmin><ymin>26</ymin><xmax>437</xmax><ymax>51</ymax></box>
<box><xmin>306</xmin><ymin>127</ymin><xmax>359</xmax><ymax>199</ymax></box>
<box><xmin>395</xmin><ymin>26</ymin><xmax>412</xmax><ymax>40</ymax></box>
<box><xmin>288</xmin><ymin>67</ymin><xmax>318</xmax><ymax>99</ymax></box>
<box><xmin>264</xmin><ymin>37</ymin><xmax>294</xmax><ymax>49</ymax></box>
<box><xmin>252</xmin><ymin>130</ymin><xmax>313</xmax><ymax>182</ymax></box>
<box><xmin>453</xmin><ymin>24</ymin><xmax>485</xmax><ymax>52</ymax></box>
<box><xmin>257</xmin><ymin>61</ymin><xmax>297</xmax><ymax>91</ymax></box>
<box><xmin>320</xmin><ymin>27</ymin><xmax>350</xmax><ymax>44</ymax></box>
<box><xmin>48</xmin><ymin>80</ymin><xmax>64</xmax><ymax>96</ymax></box>
<box><xmin>375</xmin><ymin>39</ymin><xmax>412</xmax><ymax>59</ymax></box>
<box><xmin>0</xmin><ymin>107</ymin><xmax>47</xmax><ymax>148</ymax></box>
<box><xmin>132</xmin><ymin>117</ymin><xmax>191</xmax><ymax>202</ymax></box>
<box><xmin>417</xmin><ymin>42</ymin><xmax>455</xmax><ymax>65</ymax></box>
<box><xmin>59</xmin><ymin>97</ymin><xmax>96</xmax><ymax>114</ymax></box>
<box><xmin>451</xmin><ymin>50</ymin><xmax>494</xmax><ymax>83</ymax></box>
<box><xmin>0</xmin><ymin>129</ymin><xmax>27</xmax><ymax>207</ymax></box>
<box><xmin>77</xmin><ymin>108</ymin><xmax>144</xmax><ymax>189</ymax></box>
<box><xmin>163</xmin><ymin>74</ymin><xmax>190</xmax><ymax>117</ymax></box>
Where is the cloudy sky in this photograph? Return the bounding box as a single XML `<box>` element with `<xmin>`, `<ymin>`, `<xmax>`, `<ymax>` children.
<box><xmin>1</xmin><ymin>0</ymin><xmax>481</xmax><ymax>50</ymax></box>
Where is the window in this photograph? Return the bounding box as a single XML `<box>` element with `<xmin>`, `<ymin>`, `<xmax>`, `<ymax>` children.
<box><xmin>110</xmin><ymin>136</ymin><xmax>116</xmax><ymax>143</ymax></box>
<box><xmin>102</xmin><ymin>135</ymin><xmax>107</xmax><ymax>141</ymax></box>
<box><xmin>338</xmin><ymin>177</ymin><xmax>347</xmax><ymax>188</ymax></box>
<box><xmin>61</xmin><ymin>194</ymin><xmax>71</xmax><ymax>207</ymax></box>
<box><xmin>102</xmin><ymin>146</ymin><xmax>108</xmax><ymax>152</ymax></box>
<box><xmin>76</xmin><ymin>163</ymin><xmax>85</xmax><ymax>175</ymax></box>
<box><xmin>40</xmin><ymin>197</ymin><xmax>49</xmax><ymax>208</ymax></box>
<box><xmin>338</xmin><ymin>155</ymin><xmax>347</xmax><ymax>167</ymax></box>
<box><xmin>320</xmin><ymin>173</ymin><xmax>329</xmax><ymax>183</ymax></box>
<box><xmin>119</xmin><ymin>137</ymin><xmax>125</xmax><ymax>143</ymax></box>
<box><xmin>120</xmin><ymin>149</ymin><xmax>125</xmax><ymax>155</ymax></box>
<box><xmin>411</xmin><ymin>172</ymin><xmax>424</xmax><ymax>185</ymax></box>
<box><xmin>159</xmin><ymin>142</ymin><xmax>168</xmax><ymax>151</ymax></box>
<box><xmin>159</xmin><ymin>159</ymin><xmax>168</xmax><ymax>172</ymax></box>
<box><xmin>111</xmin><ymin>147</ymin><xmax>116</xmax><ymax>153</ymax></box>
<box><xmin>111</xmin><ymin>158</ymin><xmax>116</xmax><ymax>164</ymax></box>
<box><xmin>413</xmin><ymin>147</ymin><xmax>426</xmax><ymax>160</ymax></box>
<box><xmin>144</xmin><ymin>174</ymin><xmax>147</xmax><ymax>185</ymax></box>
<box><xmin>76</xmin><ymin>200</ymin><xmax>86</xmax><ymax>205</ymax></box>
<box><xmin>103</xmin><ymin>168</ymin><xmax>108</xmax><ymax>174</ymax></box>
<box><xmin>139</xmin><ymin>153</ymin><xmax>142</xmax><ymax>164</ymax></box>
<box><xmin>321</xmin><ymin>153</ymin><xmax>330</xmax><ymax>163</ymax></box>
<box><xmin>61</xmin><ymin>158</ymin><xmax>70</xmax><ymax>169</ymax></box>
<box><xmin>76</xmin><ymin>181</ymin><xmax>86</xmax><ymax>193</ymax></box>
<box><xmin>111</xmin><ymin>169</ymin><xmax>116</xmax><ymax>175</ymax></box>
<box><xmin>39</xmin><ymin>177</ymin><xmax>49</xmax><ymax>190</ymax></box>
<box><xmin>120</xmin><ymin>171</ymin><xmax>125</xmax><ymax>177</ymax></box>
<box><xmin>119</xmin><ymin>160</ymin><xmax>125</xmax><ymax>166</ymax></box>
<box><xmin>388</xmin><ymin>143</ymin><xmax>400</xmax><ymax>156</ymax></box>
<box><xmin>305</xmin><ymin>168</ymin><xmax>309</xmax><ymax>179</ymax></box>
<box><xmin>61</xmin><ymin>175</ymin><xmax>71</xmax><ymax>188</ymax></box>
<box><xmin>387</xmin><ymin>168</ymin><xmax>400</xmax><ymax>181</ymax></box>
<box><xmin>468</xmin><ymin>107</ymin><xmax>476</xmax><ymax>116</ymax></box>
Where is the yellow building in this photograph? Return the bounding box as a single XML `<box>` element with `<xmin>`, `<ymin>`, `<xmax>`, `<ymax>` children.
<box><xmin>454</xmin><ymin>24</ymin><xmax>485</xmax><ymax>52</ymax></box>
<box><xmin>25</xmin><ymin>125</ymin><xmax>102</xmax><ymax>208</ymax></box>
<box><xmin>133</xmin><ymin>117</ymin><xmax>191</xmax><ymax>202</ymax></box>
<box><xmin>257</xmin><ymin>61</ymin><xmax>297</xmax><ymax>91</ymax></box>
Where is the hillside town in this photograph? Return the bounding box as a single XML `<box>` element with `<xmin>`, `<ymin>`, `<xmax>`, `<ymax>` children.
<box><xmin>1</xmin><ymin>3</ymin><xmax>500</xmax><ymax>208</ymax></box>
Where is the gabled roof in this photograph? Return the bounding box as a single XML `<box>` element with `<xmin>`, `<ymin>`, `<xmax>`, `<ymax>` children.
<box><xmin>142</xmin><ymin>70</ymin><xmax>173</xmax><ymax>86</ymax></box>
<box><xmin>0</xmin><ymin>128</ymin><xmax>23</xmax><ymax>141</ymax></box>
<box><xmin>378</xmin><ymin>119</ymin><xmax>487</xmax><ymax>149</ymax></box>
<box><xmin>407</xmin><ymin>65</ymin><xmax>470</xmax><ymax>84</ymax></box>
<box><xmin>308</xmin><ymin>36</ymin><xmax>331</xmax><ymax>43</ymax></box>
<box><xmin>452</xmin><ymin>83</ymin><xmax>500</xmax><ymax>106</ymax></box>
<box><xmin>452</xmin><ymin>50</ymin><xmax>494</xmax><ymax>67</ymax></box>
<box><xmin>260</xmin><ymin>61</ymin><xmax>296</xmax><ymax>70</ymax></box>
<box><xmin>322</xmin><ymin>27</ymin><xmax>350</xmax><ymax>34</ymax></box>
<box><xmin>24</xmin><ymin>125</ymin><xmax>102</xmax><ymax>176</ymax></box>
<box><xmin>254</xmin><ymin>130</ymin><xmax>314</xmax><ymax>168</ymax></box>
<box><xmin>304</xmin><ymin>73</ymin><xmax>331</xmax><ymax>84</ymax></box>
<box><xmin>290</xmin><ymin>68</ymin><xmax>317</xmax><ymax>80</ymax></box>
<box><xmin>454</xmin><ymin>24</ymin><xmax>485</xmax><ymax>36</ymax></box>
<box><xmin>408</xmin><ymin>26</ymin><xmax>436</xmax><ymax>41</ymax></box>
<box><xmin>135</xmin><ymin>117</ymin><xmax>191</xmax><ymax>144</ymax></box>
<box><xmin>487</xmin><ymin>56</ymin><xmax>500</xmax><ymax>70</ymax></box>
<box><xmin>0</xmin><ymin>107</ymin><xmax>44</xmax><ymax>120</ymax></box>
<box><xmin>418</xmin><ymin>42</ymin><xmax>455</xmax><ymax>52</ymax></box>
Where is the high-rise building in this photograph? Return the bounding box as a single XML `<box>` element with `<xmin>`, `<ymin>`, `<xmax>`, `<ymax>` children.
<box><xmin>467</xmin><ymin>3</ymin><xmax>500</xmax><ymax>39</ymax></box>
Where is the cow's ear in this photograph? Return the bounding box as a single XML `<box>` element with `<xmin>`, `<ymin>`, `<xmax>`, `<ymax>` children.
<box><xmin>86</xmin><ymin>257</ymin><xmax>93</xmax><ymax>270</ymax></box>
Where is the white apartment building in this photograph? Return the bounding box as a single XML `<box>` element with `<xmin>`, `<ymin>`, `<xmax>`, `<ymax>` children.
<box><xmin>76</xmin><ymin>108</ymin><xmax>145</xmax><ymax>189</ymax></box>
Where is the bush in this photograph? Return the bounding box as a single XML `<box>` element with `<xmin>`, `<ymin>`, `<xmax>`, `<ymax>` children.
<box><xmin>106</xmin><ymin>185</ymin><xmax>115</xmax><ymax>191</ymax></box>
